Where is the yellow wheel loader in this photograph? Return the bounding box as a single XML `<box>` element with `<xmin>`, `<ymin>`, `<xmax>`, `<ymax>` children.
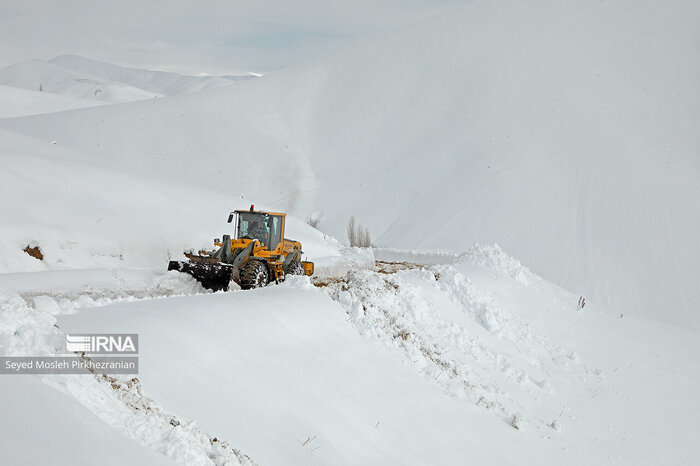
<box><xmin>168</xmin><ymin>206</ymin><xmax>314</xmax><ymax>291</ymax></box>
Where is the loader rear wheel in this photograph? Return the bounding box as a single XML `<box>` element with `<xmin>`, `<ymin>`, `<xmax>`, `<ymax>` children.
<box><xmin>284</xmin><ymin>260</ymin><xmax>305</xmax><ymax>277</ymax></box>
<box><xmin>240</xmin><ymin>260</ymin><xmax>270</xmax><ymax>290</ymax></box>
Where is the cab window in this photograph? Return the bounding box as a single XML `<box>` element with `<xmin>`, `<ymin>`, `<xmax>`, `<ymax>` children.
<box><xmin>268</xmin><ymin>215</ymin><xmax>283</xmax><ymax>250</ymax></box>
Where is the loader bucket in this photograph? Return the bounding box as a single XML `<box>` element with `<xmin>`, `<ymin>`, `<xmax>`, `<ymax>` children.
<box><xmin>168</xmin><ymin>260</ymin><xmax>234</xmax><ymax>292</ymax></box>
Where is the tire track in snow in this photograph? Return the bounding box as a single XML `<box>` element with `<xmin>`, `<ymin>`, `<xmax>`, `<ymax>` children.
<box><xmin>21</xmin><ymin>271</ymin><xmax>211</xmax><ymax>315</ymax></box>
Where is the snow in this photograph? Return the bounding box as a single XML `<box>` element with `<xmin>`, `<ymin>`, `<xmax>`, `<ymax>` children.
<box><xmin>0</xmin><ymin>375</ymin><xmax>171</xmax><ymax>466</ymax></box>
<box><xmin>1</xmin><ymin>1</ymin><xmax>697</xmax><ymax>329</ymax></box>
<box><xmin>0</xmin><ymin>58</ymin><xmax>161</xmax><ymax>102</ymax></box>
<box><xmin>46</xmin><ymin>55</ymin><xmax>251</xmax><ymax>96</ymax></box>
<box><xmin>0</xmin><ymin>128</ymin><xmax>338</xmax><ymax>273</ymax></box>
<box><xmin>1</xmin><ymin>0</ymin><xmax>699</xmax><ymax>464</ymax></box>
<box><xmin>0</xmin><ymin>287</ymin><xmax>254</xmax><ymax>465</ymax></box>
<box><xmin>2</xmin><ymin>246</ymin><xmax>697</xmax><ymax>464</ymax></box>
<box><xmin>0</xmin><ymin>55</ymin><xmax>247</xmax><ymax>103</ymax></box>
<box><xmin>0</xmin><ymin>84</ymin><xmax>102</xmax><ymax>118</ymax></box>
<box><xmin>56</xmin><ymin>283</ymin><xmax>521</xmax><ymax>465</ymax></box>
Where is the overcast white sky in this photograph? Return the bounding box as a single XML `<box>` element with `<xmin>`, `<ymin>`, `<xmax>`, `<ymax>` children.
<box><xmin>0</xmin><ymin>0</ymin><xmax>458</xmax><ymax>75</ymax></box>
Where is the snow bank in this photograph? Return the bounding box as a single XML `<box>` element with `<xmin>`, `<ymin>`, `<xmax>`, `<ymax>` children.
<box><xmin>0</xmin><ymin>268</ymin><xmax>208</xmax><ymax>316</ymax></box>
<box><xmin>312</xmin><ymin>246</ymin><xmax>374</xmax><ymax>279</ymax></box>
<box><xmin>318</xmin><ymin>260</ymin><xmax>700</xmax><ymax>464</ymax></box>
<box><xmin>56</xmin><ymin>281</ymin><xmax>530</xmax><ymax>465</ymax></box>
<box><xmin>0</xmin><ymin>287</ymin><xmax>57</xmax><ymax>356</ymax></box>
<box><xmin>320</xmin><ymin>265</ymin><xmax>587</xmax><ymax>431</ymax></box>
<box><xmin>37</xmin><ymin>253</ymin><xmax>700</xmax><ymax>465</ymax></box>
<box><xmin>0</xmin><ymin>375</ymin><xmax>172</xmax><ymax>466</ymax></box>
<box><xmin>373</xmin><ymin>247</ymin><xmax>458</xmax><ymax>265</ymax></box>
<box><xmin>458</xmin><ymin>243</ymin><xmax>539</xmax><ymax>285</ymax></box>
<box><xmin>0</xmin><ymin>286</ymin><xmax>255</xmax><ymax>465</ymax></box>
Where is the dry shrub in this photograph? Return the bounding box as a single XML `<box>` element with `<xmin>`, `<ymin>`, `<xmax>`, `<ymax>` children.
<box><xmin>23</xmin><ymin>245</ymin><xmax>43</xmax><ymax>261</ymax></box>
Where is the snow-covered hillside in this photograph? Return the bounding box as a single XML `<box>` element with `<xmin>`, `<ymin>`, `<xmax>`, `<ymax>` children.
<box><xmin>0</xmin><ymin>55</ymin><xmax>249</xmax><ymax>103</ymax></box>
<box><xmin>0</xmin><ymin>84</ymin><xmax>101</xmax><ymax>118</ymax></box>
<box><xmin>1</xmin><ymin>1</ymin><xmax>698</xmax><ymax>329</ymax></box>
<box><xmin>1</xmin><ymin>0</ymin><xmax>699</xmax><ymax>464</ymax></box>
<box><xmin>0</xmin><ymin>126</ymin><xmax>339</xmax><ymax>273</ymax></box>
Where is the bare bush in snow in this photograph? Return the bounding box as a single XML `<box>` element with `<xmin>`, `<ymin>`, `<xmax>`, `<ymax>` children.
<box><xmin>347</xmin><ymin>216</ymin><xmax>357</xmax><ymax>246</ymax></box>
<box><xmin>511</xmin><ymin>413</ymin><xmax>523</xmax><ymax>430</ymax></box>
<box><xmin>358</xmin><ymin>225</ymin><xmax>372</xmax><ymax>248</ymax></box>
<box><xmin>347</xmin><ymin>216</ymin><xmax>372</xmax><ymax>247</ymax></box>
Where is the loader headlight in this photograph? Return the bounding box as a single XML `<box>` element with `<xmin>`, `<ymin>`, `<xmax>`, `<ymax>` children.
<box><xmin>214</xmin><ymin>238</ymin><xmax>220</xmax><ymax>244</ymax></box>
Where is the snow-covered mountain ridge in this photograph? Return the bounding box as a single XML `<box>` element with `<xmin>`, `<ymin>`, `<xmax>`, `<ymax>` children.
<box><xmin>0</xmin><ymin>54</ymin><xmax>252</xmax><ymax>103</ymax></box>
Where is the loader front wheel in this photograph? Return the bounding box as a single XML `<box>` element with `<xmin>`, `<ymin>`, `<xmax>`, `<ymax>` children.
<box><xmin>240</xmin><ymin>260</ymin><xmax>270</xmax><ymax>290</ymax></box>
<box><xmin>284</xmin><ymin>260</ymin><xmax>305</xmax><ymax>277</ymax></box>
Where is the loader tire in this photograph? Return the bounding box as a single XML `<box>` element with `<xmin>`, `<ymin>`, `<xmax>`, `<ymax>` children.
<box><xmin>240</xmin><ymin>260</ymin><xmax>270</xmax><ymax>290</ymax></box>
<box><xmin>284</xmin><ymin>260</ymin><xmax>305</xmax><ymax>277</ymax></box>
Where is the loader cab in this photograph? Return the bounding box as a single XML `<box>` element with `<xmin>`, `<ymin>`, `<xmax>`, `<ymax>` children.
<box><xmin>230</xmin><ymin>209</ymin><xmax>285</xmax><ymax>252</ymax></box>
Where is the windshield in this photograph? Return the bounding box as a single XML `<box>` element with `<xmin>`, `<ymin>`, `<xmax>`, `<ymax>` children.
<box><xmin>235</xmin><ymin>212</ymin><xmax>283</xmax><ymax>250</ymax></box>
<box><xmin>237</xmin><ymin>212</ymin><xmax>270</xmax><ymax>245</ymax></box>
